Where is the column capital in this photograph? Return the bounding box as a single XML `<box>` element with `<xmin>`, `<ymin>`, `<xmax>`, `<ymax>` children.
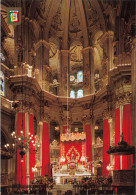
<box><xmin>108</xmin><ymin>118</ymin><xmax>113</xmax><ymax>124</ymax></box>
<box><xmin>38</xmin><ymin>121</ymin><xmax>43</xmax><ymax>126</ymax></box>
<box><xmin>102</xmin><ymin>109</ymin><xmax>111</xmax><ymax>120</ymax></box>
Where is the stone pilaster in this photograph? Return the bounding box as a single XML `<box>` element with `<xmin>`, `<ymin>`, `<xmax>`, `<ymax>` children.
<box><xmin>108</xmin><ymin>118</ymin><xmax>114</xmax><ymax>174</ymax></box>
<box><xmin>60</xmin><ymin>50</ymin><xmax>70</xmax><ymax>96</ymax></box>
<box><xmin>119</xmin><ymin>105</ymin><xmax>123</xmax><ymax>170</ymax></box>
<box><xmin>38</xmin><ymin>121</ymin><xmax>43</xmax><ymax>176</ymax></box>
<box><xmin>99</xmin><ymin>31</ymin><xmax>114</xmax><ymax>71</ymax></box>
<box><xmin>82</xmin><ymin>47</ymin><xmax>91</xmax><ymax>95</ymax></box>
<box><xmin>25</xmin><ymin>112</ymin><xmax>30</xmax><ymax>186</ymax></box>
<box><xmin>131</xmin><ymin>38</ymin><xmax>136</xmax><ymax>147</ymax></box>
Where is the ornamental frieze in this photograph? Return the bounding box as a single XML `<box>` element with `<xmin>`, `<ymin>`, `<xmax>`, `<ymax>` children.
<box><xmin>60</xmin><ymin>132</ymin><xmax>86</xmax><ymax>142</ymax></box>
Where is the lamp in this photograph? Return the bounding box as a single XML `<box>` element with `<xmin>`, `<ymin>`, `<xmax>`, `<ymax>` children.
<box><xmin>60</xmin><ymin>156</ymin><xmax>65</xmax><ymax>163</ymax></box>
<box><xmin>80</xmin><ymin>156</ymin><xmax>86</xmax><ymax>168</ymax></box>
<box><xmin>106</xmin><ymin>163</ymin><xmax>113</xmax><ymax>176</ymax></box>
<box><xmin>10</xmin><ymin>127</ymin><xmax>40</xmax><ymax>187</ymax></box>
<box><xmin>55</xmin><ymin>126</ymin><xmax>59</xmax><ymax>131</ymax></box>
<box><xmin>32</xmin><ymin>166</ymin><xmax>37</xmax><ymax>180</ymax></box>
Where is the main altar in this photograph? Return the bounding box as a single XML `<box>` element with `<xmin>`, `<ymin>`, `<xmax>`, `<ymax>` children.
<box><xmin>52</xmin><ymin>131</ymin><xmax>91</xmax><ymax>184</ymax></box>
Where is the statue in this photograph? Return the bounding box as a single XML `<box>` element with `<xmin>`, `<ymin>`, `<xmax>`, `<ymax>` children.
<box><xmin>71</xmin><ymin>152</ymin><xmax>75</xmax><ymax>161</ymax></box>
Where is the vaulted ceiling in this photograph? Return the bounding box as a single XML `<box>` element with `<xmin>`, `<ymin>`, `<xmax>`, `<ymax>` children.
<box><xmin>26</xmin><ymin>0</ymin><xmax>116</xmax><ymax>48</ymax></box>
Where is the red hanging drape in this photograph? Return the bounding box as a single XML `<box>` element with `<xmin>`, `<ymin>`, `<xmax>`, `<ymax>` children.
<box><xmin>16</xmin><ymin>112</ymin><xmax>27</xmax><ymax>185</ymax></box>
<box><xmin>29</xmin><ymin>114</ymin><xmax>35</xmax><ymax>181</ymax></box>
<box><xmin>62</xmin><ymin>126</ymin><xmax>68</xmax><ymax>134</ymax></box>
<box><xmin>114</xmin><ymin>108</ymin><xmax>120</xmax><ymax>170</ymax></box>
<box><xmin>85</xmin><ymin>125</ymin><xmax>92</xmax><ymax>163</ymax></box>
<box><xmin>64</xmin><ymin>141</ymin><xmax>82</xmax><ymax>163</ymax></box>
<box><xmin>42</xmin><ymin>122</ymin><xmax>51</xmax><ymax>176</ymax></box>
<box><xmin>103</xmin><ymin>119</ymin><xmax>110</xmax><ymax>175</ymax></box>
<box><xmin>122</xmin><ymin>104</ymin><xmax>133</xmax><ymax>170</ymax></box>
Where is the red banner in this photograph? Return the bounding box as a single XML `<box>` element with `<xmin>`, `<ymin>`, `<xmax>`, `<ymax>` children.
<box><xmin>64</xmin><ymin>141</ymin><xmax>83</xmax><ymax>164</ymax></box>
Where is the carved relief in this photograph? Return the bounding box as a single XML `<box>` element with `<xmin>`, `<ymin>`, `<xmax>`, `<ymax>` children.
<box><xmin>70</xmin><ymin>13</ymin><xmax>81</xmax><ymax>33</ymax></box>
<box><xmin>49</xmin><ymin>42</ymin><xmax>58</xmax><ymax>58</ymax></box>
<box><xmin>16</xmin><ymin>38</ymin><xmax>24</xmax><ymax>65</ymax></box>
<box><xmin>70</xmin><ymin>45</ymin><xmax>83</xmax><ymax>63</ymax></box>
<box><xmin>39</xmin><ymin>0</ymin><xmax>47</xmax><ymax>17</ymax></box>
<box><xmin>88</xmin><ymin>3</ymin><xmax>99</xmax><ymax>27</ymax></box>
<box><xmin>102</xmin><ymin>108</ymin><xmax>111</xmax><ymax>119</ymax></box>
<box><xmin>51</xmin><ymin>6</ymin><xmax>62</xmax><ymax>31</ymax></box>
<box><xmin>101</xmin><ymin>53</ymin><xmax>108</xmax><ymax>76</ymax></box>
<box><xmin>114</xmin><ymin>91</ymin><xmax>132</xmax><ymax>107</ymax></box>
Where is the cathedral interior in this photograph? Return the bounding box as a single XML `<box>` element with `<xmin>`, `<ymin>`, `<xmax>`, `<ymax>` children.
<box><xmin>1</xmin><ymin>0</ymin><xmax>136</xmax><ymax>194</ymax></box>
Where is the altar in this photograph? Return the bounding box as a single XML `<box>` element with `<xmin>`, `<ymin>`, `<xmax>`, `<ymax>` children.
<box><xmin>52</xmin><ymin>131</ymin><xmax>91</xmax><ymax>184</ymax></box>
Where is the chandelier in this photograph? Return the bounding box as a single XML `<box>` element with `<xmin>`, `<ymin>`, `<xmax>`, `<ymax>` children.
<box><xmin>10</xmin><ymin>128</ymin><xmax>40</xmax><ymax>158</ymax></box>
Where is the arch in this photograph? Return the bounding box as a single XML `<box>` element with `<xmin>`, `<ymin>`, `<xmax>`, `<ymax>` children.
<box><xmin>35</xmin><ymin>40</ymin><xmax>51</xmax><ymax>51</ymax></box>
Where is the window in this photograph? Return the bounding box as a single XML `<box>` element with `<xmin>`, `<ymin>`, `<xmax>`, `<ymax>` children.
<box><xmin>70</xmin><ymin>90</ymin><xmax>75</xmax><ymax>98</ymax></box>
<box><xmin>77</xmin><ymin>70</ymin><xmax>83</xmax><ymax>82</ymax></box>
<box><xmin>70</xmin><ymin>75</ymin><xmax>75</xmax><ymax>82</ymax></box>
<box><xmin>77</xmin><ymin>89</ymin><xmax>83</xmax><ymax>98</ymax></box>
<box><xmin>0</xmin><ymin>71</ymin><xmax>5</xmax><ymax>96</ymax></box>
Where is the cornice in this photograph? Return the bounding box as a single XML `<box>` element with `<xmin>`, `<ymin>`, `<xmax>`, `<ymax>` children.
<box><xmin>109</xmin><ymin>64</ymin><xmax>131</xmax><ymax>85</ymax></box>
<box><xmin>9</xmin><ymin>72</ymin><xmax>132</xmax><ymax>121</ymax></box>
<box><xmin>82</xmin><ymin>46</ymin><xmax>91</xmax><ymax>54</ymax></box>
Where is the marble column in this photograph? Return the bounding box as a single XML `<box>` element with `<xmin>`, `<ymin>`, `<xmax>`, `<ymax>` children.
<box><xmin>100</xmin><ymin>31</ymin><xmax>114</xmax><ymax>70</ymax></box>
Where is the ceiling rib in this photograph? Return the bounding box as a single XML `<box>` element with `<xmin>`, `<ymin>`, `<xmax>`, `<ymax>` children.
<box><xmin>77</xmin><ymin>0</ymin><xmax>89</xmax><ymax>47</ymax></box>
<box><xmin>44</xmin><ymin>0</ymin><xmax>60</xmax><ymax>41</ymax></box>
<box><xmin>62</xmin><ymin>0</ymin><xmax>71</xmax><ymax>50</ymax></box>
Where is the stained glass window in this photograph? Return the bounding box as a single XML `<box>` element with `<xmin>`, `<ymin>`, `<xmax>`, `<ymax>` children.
<box><xmin>70</xmin><ymin>75</ymin><xmax>75</xmax><ymax>82</ymax></box>
<box><xmin>70</xmin><ymin>90</ymin><xmax>75</xmax><ymax>98</ymax></box>
<box><xmin>77</xmin><ymin>89</ymin><xmax>83</xmax><ymax>98</ymax></box>
<box><xmin>77</xmin><ymin>70</ymin><xmax>83</xmax><ymax>82</ymax></box>
<box><xmin>0</xmin><ymin>71</ymin><xmax>5</xmax><ymax>96</ymax></box>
